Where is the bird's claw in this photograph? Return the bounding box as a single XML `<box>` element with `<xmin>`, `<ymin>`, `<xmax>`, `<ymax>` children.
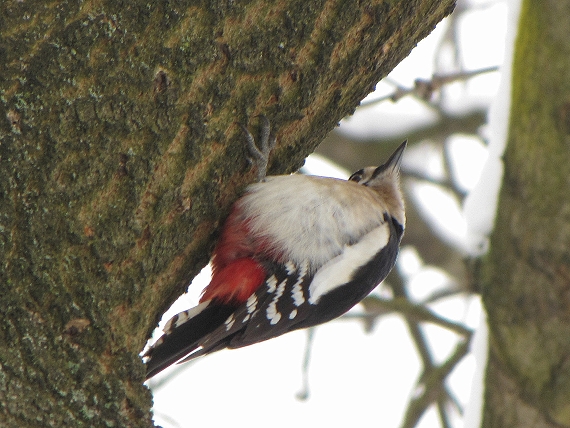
<box><xmin>239</xmin><ymin>115</ymin><xmax>276</xmax><ymax>182</ymax></box>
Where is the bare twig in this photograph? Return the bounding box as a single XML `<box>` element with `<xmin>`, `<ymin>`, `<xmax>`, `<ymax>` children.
<box><xmin>419</xmin><ymin>286</ymin><xmax>467</xmax><ymax>305</ymax></box>
<box><xmin>401</xmin><ymin>338</ymin><xmax>471</xmax><ymax>428</ymax></box>
<box><xmin>404</xmin><ymin>168</ymin><xmax>468</xmax><ymax>201</ymax></box>
<box><xmin>296</xmin><ymin>328</ymin><xmax>316</xmax><ymax>401</ymax></box>
<box><xmin>434</xmin><ymin>0</ymin><xmax>469</xmax><ymax>72</ymax></box>
<box><xmin>360</xmin><ymin>66</ymin><xmax>499</xmax><ymax>108</ymax></box>
<box><xmin>360</xmin><ymin>296</ymin><xmax>473</xmax><ymax>337</ymax></box>
<box><xmin>387</xmin><ymin>275</ymin><xmax>472</xmax><ymax>428</ymax></box>
<box><xmin>437</xmin><ymin>399</ymin><xmax>454</xmax><ymax>428</ymax></box>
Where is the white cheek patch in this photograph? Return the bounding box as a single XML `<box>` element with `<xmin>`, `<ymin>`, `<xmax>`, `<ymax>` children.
<box><xmin>308</xmin><ymin>225</ymin><xmax>390</xmax><ymax>304</ymax></box>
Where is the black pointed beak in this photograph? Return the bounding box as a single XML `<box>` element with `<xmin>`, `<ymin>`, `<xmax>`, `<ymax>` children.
<box><xmin>373</xmin><ymin>140</ymin><xmax>407</xmax><ymax>177</ymax></box>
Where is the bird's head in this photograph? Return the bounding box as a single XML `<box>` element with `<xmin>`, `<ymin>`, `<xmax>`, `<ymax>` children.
<box><xmin>348</xmin><ymin>140</ymin><xmax>407</xmax><ymax>228</ymax></box>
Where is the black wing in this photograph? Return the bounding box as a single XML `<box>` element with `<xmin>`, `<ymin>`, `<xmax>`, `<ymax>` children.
<box><xmin>182</xmin><ymin>259</ymin><xmax>315</xmax><ymax>357</ymax></box>
<box><xmin>185</xmin><ymin>215</ymin><xmax>402</xmax><ymax>355</ymax></box>
<box><xmin>146</xmin><ymin>214</ymin><xmax>403</xmax><ymax>378</ymax></box>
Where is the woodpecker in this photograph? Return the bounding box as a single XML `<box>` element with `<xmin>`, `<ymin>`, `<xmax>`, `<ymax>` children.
<box><xmin>144</xmin><ymin>118</ymin><xmax>406</xmax><ymax>380</ymax></box>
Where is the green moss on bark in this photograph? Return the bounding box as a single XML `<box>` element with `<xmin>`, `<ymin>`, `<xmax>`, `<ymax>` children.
<box><xmin>482</xmin><ymin>1</ymin><xmax>570</xmax><ymax>426</ymax></box>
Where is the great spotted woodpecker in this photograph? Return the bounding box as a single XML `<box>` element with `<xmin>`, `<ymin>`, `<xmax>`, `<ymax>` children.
<box><xmin>144</xmin><ymin>118</ymin><xmax>406</xmax><ymax>380</ymax></box>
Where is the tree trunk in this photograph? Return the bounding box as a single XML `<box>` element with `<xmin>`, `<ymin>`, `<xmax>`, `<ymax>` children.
<box><xmin>0</xmin><ymin>0</ymin><xmax>455</xmax><ymax>426</ymax></box>
<box><xmin>481</xmin><ymin>1</ymin><xmax>570</xmax><ymax>427</ymax></box>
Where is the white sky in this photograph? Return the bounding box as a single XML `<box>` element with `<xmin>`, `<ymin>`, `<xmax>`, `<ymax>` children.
<box><xmin>147</xmin><ymin>1</ymin><xmax>518</xmax><ymax>427</ymax></box>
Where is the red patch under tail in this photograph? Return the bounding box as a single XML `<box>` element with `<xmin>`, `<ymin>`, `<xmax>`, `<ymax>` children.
<box><xmin>200</xmin><ymin>258</ymin><xmax>266</xmax><ymax>304</ymax></box>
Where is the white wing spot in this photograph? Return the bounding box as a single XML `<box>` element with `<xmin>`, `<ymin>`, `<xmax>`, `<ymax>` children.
<box><xmin>266</xmin><ymin>275</ymin><xmax>278</xmax><ymax>293</ymax></box>
<box><xmin>246</xmin><ymin>293</ymin><xmax>258</xmax><ymax>314</ymax></box>
<box><xmin>163</xmin><ymin>314</ymin><xmax>179</xmax><ymax>334</ymax></box>
<box><xmin>266</xmin><ymin>303</ymin><xmax>278</xmax><ymax>324</ymax></box>
<box><xmin>285</xmin><ymin>261</ymin><xmax>296</xmax><ymax>275</ymax></box>
<box><xmin>289</xmin><ymin>309</ymin><xmax>297</xmax><ymax>320</ymax></box>
<box><xmin>267</xmin><ymin>279</ymin><xmax>287</xmax><ymax>325</ymax></box>
<box><xmin>174</xmin><ymin>313</ymin><xmax>188</xmax><ymax>328</ymax></box>
<box><xmin>163</xmin><ymin>300</ymin><xmax>211</xmax><ymax>334</ymax></box>
<box><xmin>225</xmin><ymin>314</ymin><xmax>235</xmax><ymax>331</ymax></box>
<box><xmin>242</xmin><ymin>314</ymin><xmax>251</xmax><ymax>323</ymax></box>
<box><xmin>291</xmin><ymin>260</ymin><xmax>308</xmax><ymax>306</ymax></box>
<box><xmin>150</xmin><ymin>336</ymin><xmax>165</xmax><ymax>349</ymax></box>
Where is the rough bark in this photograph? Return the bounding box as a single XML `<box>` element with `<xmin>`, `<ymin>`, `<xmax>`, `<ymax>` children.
<box><xmin>481</xmin><ymin>1</ymin><xmax>570</xmax><ymax>427</ymax></box>
<box><xmin>0</xmin><ymin>0</ymin><xmax>454</xmax><ymax>426</ymax></box>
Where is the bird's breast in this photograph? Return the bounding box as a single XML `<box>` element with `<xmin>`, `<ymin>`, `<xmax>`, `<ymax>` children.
<box><xmin>239</xmin><ymin>175</ymin><xmax>392</xmax><ymax>270</ymax></box>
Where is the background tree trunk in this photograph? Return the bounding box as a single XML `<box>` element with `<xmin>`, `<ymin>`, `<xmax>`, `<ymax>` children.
<box><xmin>0</xmin><ymin>0</ymin><xmax>454</xmax><ymax>426</ymax></box>
<box><xmin>481</xmin><ymin>1</ymin><xmax>570</xmax><ymax>427</ymax></box>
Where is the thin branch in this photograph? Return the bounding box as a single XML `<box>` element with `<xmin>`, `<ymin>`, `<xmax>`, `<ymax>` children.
<box><xmin>401</xmin><ymin>338</ymin><xmax>471</xmax><ymax>428</ymax></box>
<box><xmin>434</xmin><ymin>0</ymin><xmax>467</xmax><ymax>71</ymax></box>
<box><xmin>420</xmin><ymin>286</ymin><xmax>467</xmax><ymax>305</ymax></box>
<box><xmin>437</xmin><ymin>399</ymin><xmax>454</xmax><ymax>428</ymax></box>
<box><xmin>404</xmin><ymin>169</ymin><xmax>468</xmax><ymax>200</ymax></box>
<box><xmin>152</xmin><ymin>412</ymin><xmax>184</xmax><ymax>428</ymax></box>
<box><xmin>296</xmin><ymin>328</ymin><xmax>316</xmax><ymax>401</ymax></box>
<box><xmin>360</xmin><ymin>66</ymin><xmax>499</xmax><ymax>107</ymax></box>
<box><xmin>388</xmin><ymin>276</ymin><xmax>472</xmax><ymax>428</ymax></box>
<box><xmin>360</xmin><ymin>296</ymin><xmax>473</xmax><ymax>337</ymax></box>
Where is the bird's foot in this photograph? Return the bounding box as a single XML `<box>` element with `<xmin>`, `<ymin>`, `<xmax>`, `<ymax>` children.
<box><xmin>239</xmin><ymin>115</ymin><xmax>276</xmax><ymax>182</ymax></box>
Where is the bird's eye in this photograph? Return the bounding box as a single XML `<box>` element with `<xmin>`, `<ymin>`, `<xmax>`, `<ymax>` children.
<box><xmin>349</xmin><ymin>169</ymin><xmax>364</xmax><ymax>182</ymax></box>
